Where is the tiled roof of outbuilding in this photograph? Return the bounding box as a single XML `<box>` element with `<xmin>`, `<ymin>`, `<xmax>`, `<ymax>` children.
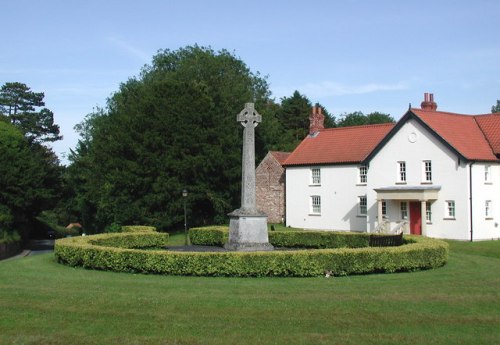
<box><xmin>269</xmin><ymin>151</ymin><xmax>291</xmax><ymax>165</ymax></box>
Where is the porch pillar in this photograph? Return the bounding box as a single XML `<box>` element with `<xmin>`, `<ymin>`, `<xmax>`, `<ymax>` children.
<box><xmin>420</xmin><ymin>200</ymin><xmax>427</xmax><ymax>236</ymax></box>
<box><xmin>377</xmin><ymin>199</ymin><xmax>383</xmax><ymax>225</ymax></box>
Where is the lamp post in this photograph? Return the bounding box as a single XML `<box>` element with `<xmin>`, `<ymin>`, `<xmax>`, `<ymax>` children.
<box><xmin>182</xmin><ymin>189</ymin><xmax>188</xmax><ymax>246</ymax></box>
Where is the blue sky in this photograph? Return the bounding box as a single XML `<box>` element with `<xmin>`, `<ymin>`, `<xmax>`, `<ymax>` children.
<box><xmin>2</xmin><ymin>0</ymin><xmax>499</xmax><ymax>164</ymax></box>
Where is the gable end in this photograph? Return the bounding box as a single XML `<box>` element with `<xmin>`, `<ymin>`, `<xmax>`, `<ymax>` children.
<box><xmin>363</xmin><ymin>110</ymin><xmax>469</xmax><ymax>165</ymax></box>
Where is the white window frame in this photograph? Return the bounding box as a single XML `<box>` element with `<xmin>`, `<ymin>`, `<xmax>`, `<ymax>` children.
<box><xmin>426</xmin><ymin>201</ymin><xmax>432</xmax><ymax>223</ymax></box>
<box><xmin>423</xmin><ymin>160</ymin><xmax>432</xmax><ymax>183</ymax></box>
<box><xmin>445</xmin><ymin>200</ymin><xmax>456</xmax><ymax>219</ymax></box>
<box><xmin>358</xmin><ymin>165</ymin><xmax>368</xmax><ymax>185</ymax></box>
<box><xmin>485</xmin><ymin>200</ymin><xmax>492</xmax><ymax>219</ymax></box>
<box><xmin>484</xmin><ymin>165</ymin><xmax>492</xmax><ymax>184</ymax></box>
<box><xmin>311</xmin><ymin>195</ymin><xmax>321</xmax><ymax>215</ymax></box>
<box><xmin>400</xmin><ymin>202</ymin><xmax>408</xmax><ymax>220</ymax></box>
<box><xmin>311</xmin><ymin>168</ymin><xmax>321</xmax><ymax>185</ymax></box>
<box><xmin>397</xmin><ymin>161</ymin><xmax>407</xmax><ymax>183</ymax></box>
<box><xmin>358</xmin><ymin>196</ymin><xmax>367</xmax><ymax>216</ymax></box>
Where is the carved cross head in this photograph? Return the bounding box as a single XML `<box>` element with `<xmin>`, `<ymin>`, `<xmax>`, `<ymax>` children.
<box><xmin>237</xmin><ymin>103</ymin><xmax>261</xmax><ymax>128</ymax></box>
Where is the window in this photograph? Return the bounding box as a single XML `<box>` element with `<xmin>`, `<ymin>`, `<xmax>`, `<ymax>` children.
<box><xmin>445</xmin><ymin>201</ymin><xmax>455</xmax><ymax>219</ymax></box>
<box><xmin>311</xmin><ymin>196</ymin><xmax>321</xmax><ymax>214</ymax></box>
<box><xmin>398</xmin><ymin>161</ymin><xmax>407</xmax><ymax>183</ymax></box>
<box><xmin>423</xmin><ymin>160</ymin><xmax>432</xmax><ymax>183</ymax></box>
<box><xmin>359</xmin><ymin>165</ymin><xmax>368</xmax><ymax>184</ymax></box>
<box><xmin>400</xmin><ymin>202</ymin><xmax>408</xmax><ymax>220</ymax></box>
<box><xmin>485</xmin><ymin>200</ymin><xmax>492</xmax><ymax>219</ymax></box>
<box><xmin>358</xmin><ymin>196</ymin><xmax>367</xmax><ymax>216</ymax></box>
<box><xmin>485</xmin><ymin>165</ymin><xmax>491</xmax><ymax>183</ymax></box>
<box><xmin>382</xmin><ymin>200</ymin><xmax>387</xmax><ymax>217</ymax></box>
<box><xmin>311</xmin><ymin>168</ymin><xmax>321</xmax><ymax>185</ymax></box>
<box><xmin>426</xmin><ymin>202</ymin><xmax>432</xmax><ymax>223</ymax></box>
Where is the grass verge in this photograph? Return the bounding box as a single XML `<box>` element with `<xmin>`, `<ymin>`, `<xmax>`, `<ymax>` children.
<box><xmin>0</xmin><ymin>240</ymin><xmax>499</xmax><ymax>344</ymax></box>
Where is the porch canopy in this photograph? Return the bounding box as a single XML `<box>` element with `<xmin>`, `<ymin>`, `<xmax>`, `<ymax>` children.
<box><xmin>373</xmin><ymin>186</ymin><xmax>441</xmax><ymax>235</ymax></box>
<box><xmin>374</xmin><ymin>185</ymin><xmax>441</xmax><ymax>201</ymax></box>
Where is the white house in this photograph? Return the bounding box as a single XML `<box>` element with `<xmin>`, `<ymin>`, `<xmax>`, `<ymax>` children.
<box><xmin>284</xmin><ymin>94</ymin><xmax>500</xmax><ymax>241</ymax></box>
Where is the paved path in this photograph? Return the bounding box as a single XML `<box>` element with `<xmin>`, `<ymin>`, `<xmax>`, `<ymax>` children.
<box><xmin>1</xmin><ymin>239</ymin><xmax>55</xmax><ymax>261</ymax></box>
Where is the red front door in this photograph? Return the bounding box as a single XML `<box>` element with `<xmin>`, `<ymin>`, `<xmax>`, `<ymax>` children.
<box><xmin>409</xmin><ymin>202</ymin><xmax>422</xmax><ymax>235</ymax></box>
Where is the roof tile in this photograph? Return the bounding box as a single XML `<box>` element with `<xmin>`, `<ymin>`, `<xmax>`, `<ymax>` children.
<box><xmin>475</xmin><ymin>113</ymin><xmax>500</xmax><ymax>156</ymax></box>
<box><xmin>411</xmin><ymin>109</ymin><xmax>499</xmax><ymax>161</ymax></box>
<box><xmin>283</xmin><ymin>123</ymin><xmax>394</xmax><ymax>166</ymax></box>
<box><xmin>269</xmin><ymin>151</ymin><xmax>291</xmax><ymax>165</ymax></box>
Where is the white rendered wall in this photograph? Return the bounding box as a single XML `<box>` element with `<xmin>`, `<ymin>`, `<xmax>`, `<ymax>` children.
<box><xmin>286</xmin><ymin>165</ymin><xmax>367</xmax><ymax>231</ymax></box>
<box><xmin>367</xmin><ymin>119</ymin><xmax>470</xmax><ymax>240</ymax></box>
<box><xmin>470</xmin><ymin>162</ymin><xmax>500</xmax><ymax>240</ymax></box>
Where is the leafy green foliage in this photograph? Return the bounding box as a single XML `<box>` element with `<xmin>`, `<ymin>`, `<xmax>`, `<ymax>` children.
<box><xmin>67</xmin><ymin>46</ymin><xmax>272</xmax><ymax>232</ymax></box>
<box><xmin>55</xmin><ymin>231</ymin><xmax>448</xmax><ymax>277</ymax></box>
<box><xmin>189</xmin><ymin>226</ymin><xmax>229</xmax><ymax>246</ymax></box>
<box><xmin>0</xmin><ymin>230</ymin><xmax>21</xmax><ymax>245</ymax></box>
<box><xmin>267</xmin><ymin>91</ymin><xmax>336</xmax><ymax>152</ymax></box>
<box><xmin>121</xmin><ymin>225</ymin><xmax>157</xmax><ymax>233</ymax></box>
<box><xmin>492</xmin><ymin>100</ymin><xmax>500</xmax><ymax>113</ymax></box>
<box><xmin>337</xmin><ymin>111</ymin><xmax>395</xmax><ymax>127</ymax></box>
<box><xmin>189</xmin><ymin>226</ymin><xmax>372</xmax><ymax>248</ymax></box>
<box><xmin>0</xmin><ymin>122</ymin><xmax>62</xmax><ymax>239</ymax></box>
<box><xmin>35</xmin><ymin>211</ymin><xmax>81</xmax><ymax>238</ymax></box>
<box><xmin>0</xmin><ymin>82</ymin><xmax>61</xmax><ymax>144</ymax></box>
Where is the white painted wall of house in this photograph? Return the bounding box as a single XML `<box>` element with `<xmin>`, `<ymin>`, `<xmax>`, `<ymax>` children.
<box><xmin>367</xmin><ymin>119</ymin><xmax>470</xmax><ymax>240</ymax></box>
<box><xmin>470</xmin><ymin>162</ymin><xmax>500</xmax><ymax>240</ymax></box>
<box><xmin>286</xmin><ymin>165</ymin><xmax>367</xmax><ymax>231</ymax></box>
<box><xmin>285</xmin><ymin>118</ymin><xmax>500</xmax><ymax>240</ymax></box>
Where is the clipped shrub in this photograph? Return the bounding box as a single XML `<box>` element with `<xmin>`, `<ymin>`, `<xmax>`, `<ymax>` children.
<box><xmin>189</xmin><ymin>226</ymin><xmax>228</xmax><ymax>246</ymax></box>
<box><xmin>89</xmin><ymin>232</ymin><xmax>169</xmax><ymax>249</ymax></box>
<box><xmin>54</xmin><ymin>231</ymin><xmax>448</xmax><ymax>277</ymax></box>
<box><xmin>189</xmin><ymin>227</ymin><xmax>395</xmax><ymax>249</ymax></box>
<box><xmin>121</xmin><ymin>225</ymin><xmax>157</xmax><ymax>233</ymax></box>
<box><xmin>104</xmin><ymin>222</ymin><xmax>122</xmax><ymax>233</ymax></box>
<box><xmin>269</xmin><ymin>231</ymin><xmax>371</xmax><ymax>248</ymax></box>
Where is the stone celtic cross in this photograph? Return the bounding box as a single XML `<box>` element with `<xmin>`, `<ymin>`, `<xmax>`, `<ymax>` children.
<box><xmin>237</xmin><ymin>103</ymin><xmax>261</xmax><ymax>212</ymax></box>
<box><xmin>226</xmin><ymin>103</ymin><xmax>273</xmax><ymax>251</ymax></box>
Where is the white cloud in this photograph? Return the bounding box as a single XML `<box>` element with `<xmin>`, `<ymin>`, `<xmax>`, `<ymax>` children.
<box><xmin>298</xmin><ymin>81</ymin><xmax>409</xmax><ymax>98</ymax></box>
<box><xmin>106</xmin><ymin>36</ymin><xmax>151</xmax><ymax>63</ymax></box>
<box><xmin>272</xmin><ymin>80</ymin><xmax>410</xmax><ymax>100</ymax></box>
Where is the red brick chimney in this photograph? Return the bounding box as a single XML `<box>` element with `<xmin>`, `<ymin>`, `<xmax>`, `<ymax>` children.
<box><xmin>421</xmin><ymin>92</ymin><xmax>438</xmax><ymax>111</ymax></box>
<box><xmin>309</xmin><ymin>106</ymin><xmax>325</xmax><ymax>135</ymax></box>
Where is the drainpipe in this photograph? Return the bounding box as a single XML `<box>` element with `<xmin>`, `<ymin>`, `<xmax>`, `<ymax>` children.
<box><xmin>469</xmin><ymin>162</ymin><xmax>474</xmax><ymax>242</ymax></box>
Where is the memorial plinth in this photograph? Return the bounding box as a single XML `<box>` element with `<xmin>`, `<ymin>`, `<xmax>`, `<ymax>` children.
<box><xmin>225</xmin><ymin>103</ymin><xmax>274</xmax><ymax>252</ymax></box>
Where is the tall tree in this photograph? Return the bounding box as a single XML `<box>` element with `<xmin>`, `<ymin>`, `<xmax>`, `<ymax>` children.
<box><xmin>0</xmin><ymin>122</ymin><xmax>61</xmax><ymax>239</ymax></box>
<box><xmin>0</xmin><ymin>82</ymin><xmax>61</xmax><ymax>144</ymax></box>
<box><xmin>68</xmin><ymin>46</ymin><xmax>271</xmax><ymax>231</ymax></box>
<box><xmin>366</xmin><ymin>111</ymin><xmax>395</xmax><ymax>124</ymax></box>
<box><xmin>491</xmin><ymin>100</ymin><xmax>500</xmax><ymax>113</ymax></box>
<box><xmin>337</xmin><ymin>111</ymin><xmax>368</xmax><ymax>127</ymax></box>
<box><xmin>337</xmin><ymin>111</ymin><xmax>394</xmax><ymax>127</ymax></box>
<box><xmin>272</xmin><ymin>91</ymin><xmax>334</xmax><ymax>151</ymax></box>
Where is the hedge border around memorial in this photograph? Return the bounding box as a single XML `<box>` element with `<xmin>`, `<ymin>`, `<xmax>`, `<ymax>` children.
<box><xmin>54</xmin><ymin>227</ymin><xmax>449</xmax><ymax>277</ymax></box>
<box><xmin>188</xmin><ymin>226</ymin><xmax>405</xmax><ymax>248</ymax></box>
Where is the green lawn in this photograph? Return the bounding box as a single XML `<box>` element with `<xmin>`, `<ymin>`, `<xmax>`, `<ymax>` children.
<box><xmin>0</xmin><ymin>239</ymin><xmax>499</xmax><ymax>345</ymax></box>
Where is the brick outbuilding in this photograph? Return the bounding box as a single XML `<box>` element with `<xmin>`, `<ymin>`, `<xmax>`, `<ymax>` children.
<box><xmin>256</xmin><ymin>151</ymin><xmax>290</xmax><ymax>223</ymax></box>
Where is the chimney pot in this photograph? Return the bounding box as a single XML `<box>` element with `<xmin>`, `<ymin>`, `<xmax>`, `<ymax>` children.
<box><xmin>421</xmin><ymin>92</ymin><xmax>437</xmax><ymax>111</ymax></box>
<box><xmin>309</xmin><ymin>106</ymin><xmax>325</xmax><ymax>135</ymax></box>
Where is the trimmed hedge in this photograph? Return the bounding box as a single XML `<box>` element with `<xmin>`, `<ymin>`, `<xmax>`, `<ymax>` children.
<box><xmin>189</xmin><ymin>226</ymin><xmax>402</xmax><ymax>249</ymax></box>
<box><xmin>121</xmin><ymin>225</ymin><xmax>157</xmax><ymax>233</ymax></box>
<box><xmin>189</xmin><ymin>226</ymin><xmax>228</xmax><ymax>246</ymax></box>
<box><xmin>55</xmin><ymin>230</ymin><xmax>448</xmax><ymax>277</ymax></box>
